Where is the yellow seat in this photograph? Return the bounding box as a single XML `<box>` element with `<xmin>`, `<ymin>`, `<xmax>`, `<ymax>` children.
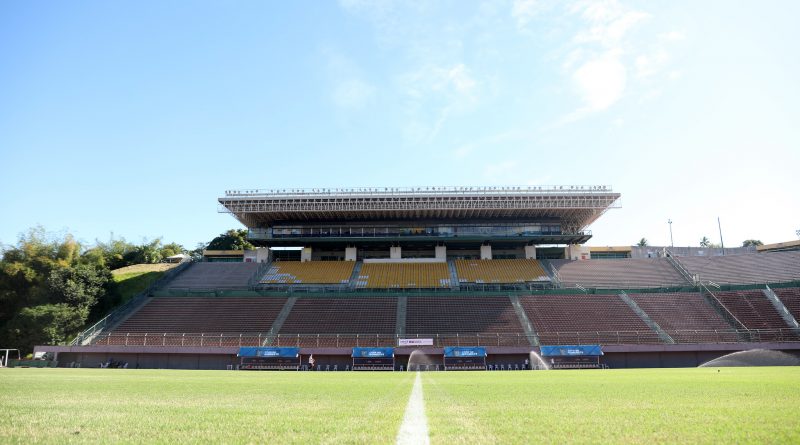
<box><xmin>454</xmin><ymin>259</ymin><xmax>550</xmax><ymax>284</ymax></box>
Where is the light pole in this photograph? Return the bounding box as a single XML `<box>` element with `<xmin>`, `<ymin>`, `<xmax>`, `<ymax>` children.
<box><xmin>668</xmin><ymin>219</ymin><xmax>674</xmax><ymax>248</ymax></box>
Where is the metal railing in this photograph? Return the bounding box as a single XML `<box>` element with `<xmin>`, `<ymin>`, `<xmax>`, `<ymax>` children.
<box><xmin>247</xmin><ymin>260</ymin><xmax>273</xmax><ymax>289</ymax></box>
<box><xmin>664</xmin><ymin>248</ymin><xmax>695</xmax><ymax>284</ymax></box>
<box><xmin>88</xmin><ymin>328</ymin><xmax>800</xmax><ymax>348</ymax></box>
<box><xmin>251</xmin><ymin>281</ymin><xmax>557</xmax><ymax>294</ymax></box>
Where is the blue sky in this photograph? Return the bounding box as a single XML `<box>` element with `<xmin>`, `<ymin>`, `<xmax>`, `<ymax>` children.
<box><xmin>1</xmin><ymin>0</ymin><xmax>799</xmax><ymax>250</ymax></box>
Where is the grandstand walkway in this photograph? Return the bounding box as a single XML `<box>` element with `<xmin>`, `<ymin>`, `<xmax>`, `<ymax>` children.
<box><xmin>262</xmin><ymin>297</ymin><xmax>298</xmax><ymax>345</ymax></box>
<box><xmin>509</xmin><ymin>295</ymin><xmax>539</xmax><ymax>346</ymax></box>
<box><xmin>774</xmin><ymin>287</ymin><xmax>800</xmax><ymax>321</ymax></box>
<box><xmin>763</xmin><ymin>286</ymin><xmax>800</xmax><ymax>328</ymax></box>
<box><xmin>618</xmin><ymin>291</ymin><xmax>674</xmax><ymax>344</ymax></box>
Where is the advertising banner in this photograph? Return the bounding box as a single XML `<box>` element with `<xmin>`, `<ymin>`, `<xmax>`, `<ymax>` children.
<box><xmin>443</xmin><ymin>346</ymin><xmax>487</xmax><ymax>358</ymax></box>
<box><xmin>398</xmin><ymin>338</ymin><xmax>434</xmax><ymax>346</ymax></box>
<box><xmin>352</xmin><ymin>347</ymin><xmax>395</xmax><ymax>358</ymax></box>
<box><xmin>539</xmin><ymin>345</ymin><xmax>603</xmax><ymax>357</ymax></box>
<box><xmin>237</xmin><ymin>347</ymin><xmax>301</xmax><ymax>358</ymax></box>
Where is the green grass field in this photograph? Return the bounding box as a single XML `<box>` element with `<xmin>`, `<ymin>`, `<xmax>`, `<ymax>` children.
<box><xmin>111</xmin><ymin>263</ymin><xmax>177</xmax><ymax>304</ymax></box>
<box><xmin>1</xmin><ymin>367</ymin><xmax>799</xmax><ymax>444</ymax></box>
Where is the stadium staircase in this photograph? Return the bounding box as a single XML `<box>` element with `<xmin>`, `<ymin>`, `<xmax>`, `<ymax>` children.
<box><xmin>447</xmin><ymin>260</ymin><xmax>460</xmax><ymax>290</ymax></box>
<box><xmin>518</xmin><ymin>293</ymin><xmax>663</xmax><ymax>345</ymax></box>
<box><xmin>664</xmin><ymin>249</ymin><xmax>696</xmax><ymax>285</ymax></box>
<box><xmin>395</xmin><ymin>295</ymin><xmax>407</xmax><ymax>337</ymax></box>
<box><xmin>774</xmin><ymin>287</ymin><xmax>800</xmax><ymax>321</ymax></box>
<box><xmin>618</xmin><ymin>291</ymin><xmax>675</xmax><ymax>344</ymax></box>
<box><xmin>248</xmin><ymin>260</ymin><xmax>273</xmax><ymax>289</ymax></box>
<box><xmin>70</xmin><ymin>261</ymin><xmax>192</xmax><ymax>346</ymax></box>
<box><xmin>347</xmin><ymin>261</ymin><xmax>363</xmax><ymax>289</ymax></box>
<box><xmin>539</xmin><ymin>259</ymin><xmax>562</xmax><ymax>288</ymax></box>
<box><xmin>262</xmin><ymin>296</ymin><xmax>298</xmax><ymax>346</ymax></box>
<box><xmin>763</xmin><ymin>286</ymin><xmax>800</xmax><ymax>329</ymax></box>
<box><xmin>628</xmin><ymin>292</ymin><xmax>739</xmax><ymax>343</ymax></box>
<box><xmin>509</xmin><ymin>295</ymin><xmax>539</xmax><ymax>346</ymax></box>
<box><xmin>698</xmin><ymin>283</ymin><xmax>751</xmax><ymax>341</ymax></box>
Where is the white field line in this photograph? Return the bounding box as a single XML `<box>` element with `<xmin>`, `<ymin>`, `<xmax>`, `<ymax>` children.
<box><xmin>396</xmin><ymin>372</ymin><xmax>430</xmax><ymax>445</ymax></box>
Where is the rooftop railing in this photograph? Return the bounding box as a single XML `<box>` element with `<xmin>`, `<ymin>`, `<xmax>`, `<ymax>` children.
<box><xmin>222</xmin><ymin>185</ymin><xmax>615</xmax><ymax>198</ymax></box>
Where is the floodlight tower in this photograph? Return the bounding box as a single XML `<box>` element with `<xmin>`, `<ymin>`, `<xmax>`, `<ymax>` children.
<box><xmin>668</xmin><ymin>219</ymin><xmax>674</xmax><ymax>248</ymax></box>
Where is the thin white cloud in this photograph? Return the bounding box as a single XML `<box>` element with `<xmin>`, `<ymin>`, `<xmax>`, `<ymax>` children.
<box><xmin>332</xmin><ymin>79</ymin><xmax>376</xmax><ymax>110</ymax></box>
<box><xmin>403</xmin><ymin>63</ymin><xmax>478</xmax><ymax>101</ymax></box>
<box><xmin>399</xmin><ymin>63</ymin><xmax>480</xmax><ymax>142</ymax></box>
<box><xmin>572</xmin><ymin>51</ymin><xmax>627</xmax><ymax>112</ymax></box>
<box><xmin>659</xmin><ymin>30</ymin><xmax>685</xmax><ymax>41</ymax></box>
<box><xmin>323</xmin><ymin>48</ymin><xmax>377</xmax><ymax>111</ymax></box>
<box><xmin>635</xmin><ymin>50</ymin><xmax>669</xmax><ymax>79</ymax></box>
<box><xmin>512</xmin><ymin>0</ymin><xmax>541</xmax><ymax>30</ymax></box>
<box><xmin>558</xmin><ymin>0</ymin><xmax>664</xmax><ymax>121</ymax></box>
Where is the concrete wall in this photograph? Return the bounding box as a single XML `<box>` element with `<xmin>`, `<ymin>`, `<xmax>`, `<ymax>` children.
<box><xmin>56</xmin><ymin>352</ymin><xmax>237</xmax><ymax>370</ymax></box>
<box><xmin>566</xmin><ymin>244</ymin><xmax>591</xmax><ymax>260</ymax></box>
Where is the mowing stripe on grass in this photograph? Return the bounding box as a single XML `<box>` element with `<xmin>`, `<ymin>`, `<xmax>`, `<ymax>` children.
<box><xmin>396</xmin><ymin>372</ymin><xmax>429</xmax><ymax>445</ymax></box>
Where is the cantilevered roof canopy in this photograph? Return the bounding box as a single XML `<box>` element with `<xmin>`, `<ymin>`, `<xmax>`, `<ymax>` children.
<box><xmin>219</xmin><ymin>185</ymin><xmax>620</xmax><ymax>232</ymax></box>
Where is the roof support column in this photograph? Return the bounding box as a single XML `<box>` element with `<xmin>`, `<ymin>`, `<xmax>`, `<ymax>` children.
<box><xmin>345</xmin><ymin>247</ymin><xmax>357</xmax><ymax>261</ymax></box>
<box><xmin>301</xmin><ymin>247</ymin><xmax>312</xmax><ymax>262</ymax></box>
<box><xmin>480</xmin><ymin>244</ymin><xmax>492</xmax><ymax>260</ymax></box>
<box><xmin>435</xmin><ymin>245</ymin><xmax>446</xmax><ymax>260</ymax></box>
<box><xmin>524</xmin><ymin>245</ymin><xmax>537</xmax><ymax>260</ymax></box>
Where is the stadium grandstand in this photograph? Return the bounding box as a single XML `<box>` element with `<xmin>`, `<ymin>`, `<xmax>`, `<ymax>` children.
<box><xmin>34</xmin><ymin>185</ymin><xmax>800</xmax><ymax>370</ymax></box>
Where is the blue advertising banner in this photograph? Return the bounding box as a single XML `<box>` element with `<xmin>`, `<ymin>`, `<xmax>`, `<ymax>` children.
<box><xmin>238</xmin><ymin>347</ymin><xmax>301</xmax><ymax>358</ymax></box>
<box><xmin>352</xmin><ymin>347</ymin><xmax>395</xmax><ymax>358</ymax></box>
<box><xmin>443</xmin><ymin>347</ymin><xmax>487</xmax><ymax>358</ymax></box>
<box><xmin>539</xmin><ymin>345</ymin><xmax>603</xmax><ymax>357</ymax></box>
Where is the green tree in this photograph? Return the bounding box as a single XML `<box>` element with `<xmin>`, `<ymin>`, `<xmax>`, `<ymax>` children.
<box><xmin>699</xmin><ymin>237</ymin><xmax>712</xmax><ymax>247</ymax></box>
<box><xmin>125</xmin><ymin>239</ymin><xmax>164</xmax><ymax>264</ymax></box>
<box><xmin>47</xmin><ymin>264</ymin><xmax>110</xmax><ymax>311</ymax></box>
<box><xmin>94</xmin><ymin>237</ymin><xmax>138</xmax><ymax>270</ymax></box>
<box><xmin>742</xmin><ymin>239</ymin><xmax>763</xmax><ymax>247</ymax></box>
<box><xmin>0</xmin><ymin>227</ymin><xmax>73</xmax><ymax>326</ymax></box>
<box><xmin>0</xmin><ymin>226</ymin><xmax>192</xmax><ymax>353</ymax></box>
<box><xmin>4</xmin><ymin>304</ymin><xmax>86</xmax><ymax>350</ymax></box>
<box><xmin>160</xmin><ymin>242</ymin><xmax>186</xmax><ymax>259</ymax></box>
<box><xmin>206</xmin><ymin>229</ymin><xmax>254</xmax><ymax>251</ymax></box>
<box><xmin>637</xmin><ymin>238</ymin><xmax>648</xmax><ymax>247</ymax></box>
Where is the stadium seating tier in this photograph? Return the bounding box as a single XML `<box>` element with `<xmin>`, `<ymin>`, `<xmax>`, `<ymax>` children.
<box><xmin>550</xmin><ymin>258</ymin><xmax>687</xmax><ymax>288</ymax></box>
<box><xmin>677</xmin><ymin>251</ymin><xmax>800</xmax><ymax>285</ymax></box>
<box><xmin>454</xmin><ymin>259</ymin><xmax>550</xmax><ymax>284</ymax></box>
<box><xmin>519</xmin><ymin>294</ymin><xmax>662</xmax><ymax>344</ymax></box>
<box><xmin>165</xmin><ymin>263</ymin><xmax>261</xmax><ymax>290</ymax></box>
<box><xmin>260</xmin><ymin>261</ymin><xmax>354</xmax><ymax>284</ymax></box>
<box><xmin>629</xmin><ymin>292</ymin><xmax>737</xmax><ymax>343</ymax></box>
<box><xmin>357</xmin><ymin>262</ymin><xmax>450</xmax><ymax>288</ymax></box>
